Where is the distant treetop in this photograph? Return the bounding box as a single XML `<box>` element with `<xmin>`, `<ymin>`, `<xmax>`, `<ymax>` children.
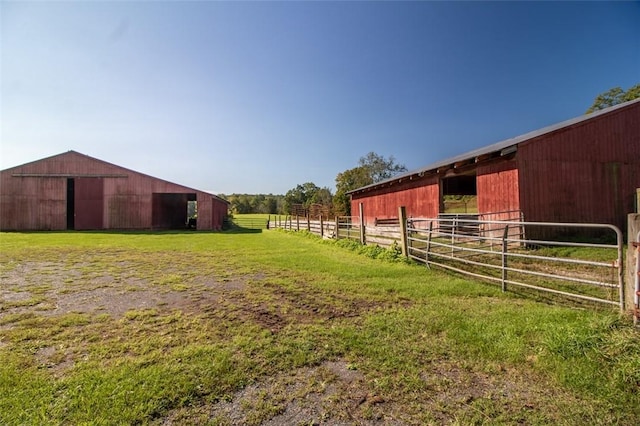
<box><xmin>586</xmin><ymin>83</ymin><xmax>640</xmax><ymax>113</ymax></box>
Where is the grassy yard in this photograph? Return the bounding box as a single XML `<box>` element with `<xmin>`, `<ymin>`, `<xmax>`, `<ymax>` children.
<box><xmin>1</xmin><ymin>230</ymin><xmax>639</xmax><ymax>425</ymax></box>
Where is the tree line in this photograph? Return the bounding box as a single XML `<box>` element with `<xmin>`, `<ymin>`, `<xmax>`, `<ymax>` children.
<box><xmin>219</xmin><ymin>193</ymin><xmax>284</xmax><ymax>215</ymax></box>
<box><xmin>222</xmin><ymin>152</ymin><xmax>407</xmax><ymax>217</ymax></box>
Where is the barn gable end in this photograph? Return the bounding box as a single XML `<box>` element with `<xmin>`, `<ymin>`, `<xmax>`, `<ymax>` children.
<box><xmin>0</xmin><ymin>151</ymin><xmax>228</xmax><ymax>231</ymax></box>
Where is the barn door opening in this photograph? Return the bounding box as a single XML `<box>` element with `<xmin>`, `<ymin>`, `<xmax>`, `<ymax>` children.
<box><xmin>441</xmin><ymin>174</ymin><xmax>477</xmax><ymax>214</ymax></box>
<box><xmin>187</xmin><ymin>200</ymin><xmax>197</xmax><ymax>229</ymax></box>
<box><xmin>152</xmin><ymin>193</ymin><xmax>196</xmax><ymax>229</ymax></box>
<box><xmin>66</xmin><ymin>178</ymin><xmax>75</xmax><ymax>230</ymax></box>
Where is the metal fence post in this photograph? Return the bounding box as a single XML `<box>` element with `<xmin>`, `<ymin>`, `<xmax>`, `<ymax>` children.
<box><xmin>502</xmin><ymin>225</ymin><xmax>509</xmax><ymax>292</ymax></box>
<box><xmin>615</xmin><ymin>226</ymin><xmax>624</xmax><ymax>312</ymax></box>
<box><xmin>425</xmin><ymin>220</ymin><xmax>433</xmax><ymax>268</ymax></box>
<box><xmin>451</xmin><ymin>216</ymin><xmax>457</xmax><ymax>257</ymax></box>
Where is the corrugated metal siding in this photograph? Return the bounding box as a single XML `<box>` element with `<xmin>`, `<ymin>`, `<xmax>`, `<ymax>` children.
<box><xmin>518</xmin><ymin>102</ymin><xmax>640</xmax><ymax>230</ymax></box>
<box><xmin>75</xmin><ymin>178</ymin><xmax>104</xmax><ymax>230</ymax></box>
<box><xmin>351</xmin><ymin>176</ymin><xmax>440</xmax><ymax>225</ymax></box>
<box><xmin>477</xmin><ymin>160</ymin><xmax>520</xmax><ymax>216</ymax></box>
<box><xmin>210</xmin><ymin>197</ymin><xmax>228</xmax><ymax>231</ymax></box>
<box><xmin>1</xmin><ymin>151</ymin><xmax>228</xmax><ymax>231</ymax></box>
<box><xmin>0</xmin><ymin>175</ymin><xmax>66</xmax><ymax>230</ymax></box>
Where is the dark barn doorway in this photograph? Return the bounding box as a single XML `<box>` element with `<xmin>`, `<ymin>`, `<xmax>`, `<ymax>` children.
<box><xmin>66</xmin><ymin>178</ymin><xmax>75</xmax><ymax>230</ymax></box>
<box><xmin>152</xmin><ymin>193</ymin><xmax>196</xmax><ymax>229</ymax></box>
<box><xmin>441</xmin><ymin>174</ymin><xmax>477</xmax><ymax>214</ymax></box>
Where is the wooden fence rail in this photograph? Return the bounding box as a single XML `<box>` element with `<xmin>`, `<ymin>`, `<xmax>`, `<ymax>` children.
<box><xmin>270</xmin><ymin>215</ymin><xmax>401</xmax><ymax>246</ymax></box>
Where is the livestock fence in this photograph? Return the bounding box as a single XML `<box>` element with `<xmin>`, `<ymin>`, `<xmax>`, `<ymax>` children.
<box><xmin>270</xmin><ymin>214</ymin><xmax>354</xmax><ymax>239</ymax></box>
<box><xmin>271</xmin><ymin>210</ymin><xmax>629</xmax><ymax>313</ymax></box>
<box><xmin>225</xmin><ymin>216</ymin><xmax>269</xmax><ymax>230</ymax></box>
<box><xmin>407</xmin><ymin>217</ymin><xmax>624</xmax><ymax>311</ymax></box>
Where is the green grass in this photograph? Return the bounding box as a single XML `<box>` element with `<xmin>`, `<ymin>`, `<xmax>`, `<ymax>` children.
<box><xmin>0</xmin><ymin>230</ymin><xmax>638</xmax><ymax>425</ymax></box>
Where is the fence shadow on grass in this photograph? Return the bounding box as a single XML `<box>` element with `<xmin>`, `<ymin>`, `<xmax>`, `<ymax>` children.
<box><xmin>221</xmin><ymin>226</ymin><xmax>263</xmax><ymax>234</ymax></box>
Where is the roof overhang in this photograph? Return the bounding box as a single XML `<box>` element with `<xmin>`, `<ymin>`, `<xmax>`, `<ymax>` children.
<box><xmin>348</xmin><ymin>98</ymin><xmax>640</xmax><ymax>196</ymax></box>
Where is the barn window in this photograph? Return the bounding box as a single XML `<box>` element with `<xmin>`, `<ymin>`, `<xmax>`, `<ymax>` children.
<box><xmin>441</xmin><ymin>174</ymin><xmax>477</xmax><ymax>213</ymax></box>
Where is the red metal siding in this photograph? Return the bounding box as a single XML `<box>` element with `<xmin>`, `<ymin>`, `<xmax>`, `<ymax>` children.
<box><xmin>477</xmin><ymin>160</ymin><xmax>520</xmax><ymax>217</ymax></box>
<box><xmin>196</xmin><ymin>195</ymin><xmax>213</xmax><ymax>230</ymax></box>
<box><xmin>75</xmin><ymin>178</ymin><xmax>104</xmax><ymax>230</ymax></box>
<box><xmin>352</xmin><ymin>176</ymin><xmax>440</xmax><ymax>225</ymax></box>
<box><xmin>518</xmin><ymin>101</ymin><xmax>640</xmax><ymax>230</ymax></box>
<box><xmin>0</xmin><ymin>175</ymin><xmax>66</xmax><ymax>230</ymax></box>
<box><xmin>1</xmin><ymin>151</ymin><xmax>228</xmax><ymax>231</ymax></box>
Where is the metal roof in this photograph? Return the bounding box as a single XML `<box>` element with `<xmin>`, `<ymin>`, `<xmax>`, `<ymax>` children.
<box><xmin>348</xmin><ymin>98</ymin><xmax>640</xmax><ymax>194</ymax></box>
<box><xmin>3</xmin><ymin>150</ymin><xmax>229</xmax><ymax>204</ymax></box>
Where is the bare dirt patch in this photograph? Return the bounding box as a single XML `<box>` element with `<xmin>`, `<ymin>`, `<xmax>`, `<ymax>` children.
<box><xmin>0</xmin><ymin>260</ymin><xmax>258</xmax><ymax>319</ymax></box>
<box><xmin>222</xmin><ymin>281</ymin><xmax>410</xmax><ymax>334</ymax></box>
<box><xmin>158</xmin><ymin>356</ymin><xmax>582</xmax><ymax>425</ymax></box>
<box><xmin>158</xmin><ymin>359</ymin><xmax>404</xmax><ymax>426</ymax></box>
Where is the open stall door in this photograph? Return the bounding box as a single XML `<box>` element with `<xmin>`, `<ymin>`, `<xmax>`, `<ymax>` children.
<box><xmin>152</xmin><ymin>193</ymin><xmax>195</xmax><ymax>229</ymax></box>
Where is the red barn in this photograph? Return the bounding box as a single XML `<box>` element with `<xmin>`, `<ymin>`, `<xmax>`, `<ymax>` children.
<box><xmin>0</xmin><ymin>151</ymin><xmax>228</xmax><ymax>231</ymax></box>
<box><xmin>349</xmin><ymin>99</ymin><xmax>640</xmax><ymax>233</ymax></box>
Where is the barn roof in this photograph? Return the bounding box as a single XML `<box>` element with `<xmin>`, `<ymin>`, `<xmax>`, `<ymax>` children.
<box><xmin>348</xmin><ymin>98</ymin><xmax>640</xmax><ymax>195</ymax></box>
<box><xmin>3</xmin><ymin>150</ymin><xmax>229</xmax><ymax>204</ymax></box>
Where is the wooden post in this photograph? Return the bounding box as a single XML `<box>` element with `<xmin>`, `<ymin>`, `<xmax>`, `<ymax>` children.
<box><xmin>320</xmin><ymin>215</ymin><xmax>324</xmax><ymax>238</ymax></box>
<box><xmin>307</xmin><ymin>214</ymin><xmax>310</xmax><ymax>232</ymax></box>
<box><xmin>626</xmin><ymin>214</ymin><xmax>640</xmax><ymax>319</ymax></box>
<box><xmin>359</xmin><ymin>203</ymin><xmax>365</xmax><ymax>245</ymax></box>
<box><xmin>296</xmin><ymin>215</ymin><xmax>300</xmax><ymax>231</ymax></box>
<box><xmin>335</xmin><ymin>216</ymin><xmax>340</xmax><ymax>239</ymax></box>
<box><xmin>398</xmin><ymin>206</ymin><xmax>408</xmax><ymax>257</ymax></box>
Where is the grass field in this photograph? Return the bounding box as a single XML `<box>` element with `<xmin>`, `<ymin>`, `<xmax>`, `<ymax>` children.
<box><xmin>1</xmin><ymin>230</ymin><xmax>639</xmax><ymax>425</ymax></box>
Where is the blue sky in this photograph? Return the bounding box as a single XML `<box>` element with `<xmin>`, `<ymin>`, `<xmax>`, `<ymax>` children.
<box><xmin>2</xmin><ymin>1</ymin><xmax>639</xmax><ymax>195</ymax></box>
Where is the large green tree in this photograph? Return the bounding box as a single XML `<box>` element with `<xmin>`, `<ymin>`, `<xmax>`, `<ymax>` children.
<box><xmin>358</xmin><ymin>151</ymin><xmax>408</xmax><ymax>182</ymax></box>
<box><xmin>333</xmin><ymin>166</ymin><xmax>372</xmax><ymax>217</ymax></box>
<box><xmin>334</xmin><ymin>152</ymin><xmax>407</xmax><ymax>216</ymax></box>
<box><xmin>283</xmin><ymin>182</ymin><xmax>333</xmax><ymax>214</ymax></box>
<box><xmin>586</xmin><ymin>83</ymin><xmax>640</xmax><ymax>113</ymax></box>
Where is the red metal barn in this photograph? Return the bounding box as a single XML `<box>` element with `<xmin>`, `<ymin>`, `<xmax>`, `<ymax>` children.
<box><xmin>0</xmin><ymin>151</ymin><xmax>229</xmax><ymax>231</ymax></box>
<box><xmin>349</xmin><ymin>99</ymin><xmax>640</xmax><ymax>234</ymax></box>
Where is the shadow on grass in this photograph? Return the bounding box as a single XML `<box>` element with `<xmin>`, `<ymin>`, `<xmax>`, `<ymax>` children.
<box><xmin>221</xmin><ymin>227</ymin><xmax>263</xmax><ymax>234</ymax></box>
